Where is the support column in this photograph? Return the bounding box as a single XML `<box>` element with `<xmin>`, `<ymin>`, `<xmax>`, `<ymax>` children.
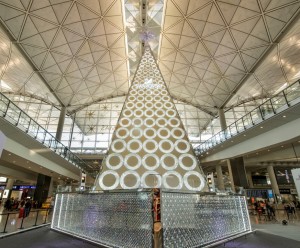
<box><xmin>56</xmin><ymin>106</ymin><xmax>66</xmax><ymax>142</ymax></box>
<box><xmin>218</xmin><ymin>108</ymin><xmax>227</xmax><ymax>131</ymax></box>
<box><xmin>34</xmin><ymin>174</ymin><xmax>51</xmax><ymax>208</ymax></box>
<box><xmin>227</xmin><ymin>157</ymin><xmax>249</xmax><ymax>191</ymax></box>
<box><xmin>267</xmin><ymin>165</ymin><xmax>280</xmax><ymax>199</ymax></box>
<box><xmin>48</xmin><ymin>177</ymin><xmax>54</xmax><ymax>198</ymax></box>
<box><xmin>227</xmin><ymin>159</ymin><xmax>235</xmax><ymax>192</ymax></box>
<box><xmin>216</xmin><ymin>164</ymin><xmax>225</xmax><ymax>191</ymax></box>
<box><xmin>247</xmin><ymin>171</ymin><xmax>254</xmax><ymax>188</ymax></box>
<box><xmin>3</xmin><ymin>178</ymin><xmax>14</xmax><ymax>200</ymax></box>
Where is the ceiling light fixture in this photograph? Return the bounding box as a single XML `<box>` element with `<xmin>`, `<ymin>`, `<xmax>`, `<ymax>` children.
<box><xmin>283</xmin><ymin>115</ymin><xmax>286</xmax><ymax>118</ymax></box>
<box><xmin>260</xmin><ymin>126</ymin><xmax>263</xmax><ymax>129</ymax></box>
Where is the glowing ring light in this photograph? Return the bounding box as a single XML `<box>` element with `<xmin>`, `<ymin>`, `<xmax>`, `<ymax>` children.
<box><xmin>132</xmin><ymin>85</ymin><xmax>139</xmax><ymax>90</ymax></box>
<box><xmin>106</xmin><ymin>153</ymin><xmax>123</xmax><ymax>170</ymax></box>
<box><xmin>162</xmin><ymin>96</ymin><xmax>171</xmax><ymax>102</ymax></box>
<box><xmin>161</xmin><ymin>90</ymin><xmax>168</xmax><ymax>96</ymax></box>
<box><xmin>153</xmin><ymin>89</ymin><xmax>159</xmax><ymax>95</ymax></box>
<box><xmin>144</xmin><ymin>127</ymin><xmax>157</xmax><ymax>139</ymax></box>
<box><xmin>157</xmin><ymin>127</ymin><xmax>171</xmax><ymax>139</ymax></box>
<box><xmin>119</xmin><ymin>117</ymin><xmax>131</xmax><ymax>127</ymax></box>
<box><xmin>168</xmin><ymin>118</ymin><xmax>180</xmax><ymax>128</ymax></box>
<box><xmin>135</xmin><ymin>102</ymin><xmax>144</xmax><ymax>109</ymax></box>
<box><xmin>132</xmin><ymin>118</ymin><xmax>143</xmax><ymax>127</ymax></box>
<box><xmin>137</xmin><ymin>96</ymin><xmax>144</xmax><ymax>101</ymax></box>
<box><xmin>175</xmin><ymin>140</ymin><xmax>191</xmax><ymax>153</ymax></box>
<box><xmin>127</xmin><ymin>139</ymin><xmax>143</xmax><ymax>153</ymax></box>
<box><xmin>156</xmin><ymin>118</ymin><xmax>167</xmax><ymax>127</ymax></box>
<box><xmin>120</xmin><ymin>171</ymin><xmax>140</xmax><ymax>189</ymax></box>
<box><xmin>145</xmin><ymin>102</ymin><xmax>154</xmax><ymax>109</ymax></box>
<box><xmin>130</xmin><ymin>128</ymin><xmax>143</xmax><ymax>139</ymax></box>
<box><xmin>144</xmin><ymin>117</ymin><xmax>155</xmax><ymax>127</ymax></box>
<box><xmin>111</xmin><ymin>139</ymin><xmax>126</xmax><ymax>153</ymax></box>
<box><xmin>164</xmin><ymin>102</ymin><xmax>173</xmax><ymax>109</ymax></box>
<box><xmin>141</xmin><ymin>171</ymin><xmax>162</xmax><ymax>188</ymax></box>
<box><xmin>154</xmin><ymin>101</ymin><xmax>163</xmax><ymax>108</ymax></box>
<box><xmin>123</xmin><ymin>109</ymin><xmax>133</xmax><ymax>118</ymax></box>
<box><xmin>171</xmin><ymin>128</ymin><xmax>185</xmax><ymax>139</ymax></box>
<box><xmin>124</xmin><ymin>154</ymin><xmax>142</xmax><ymax>170</ymax></box>
<box><xmin>128</xmin><ymin>96</ymin><xmax>135</xmax><ymax>102</ymax></box>
<box><xmin>145</xmin><ymin>109</ymin><xmax>154</xmax><ymax>118</ymax></box>
<box><xmin>134</xmin><ymin>109</ymin><xmax>144</xmax><ymax>118</ymax></box>
<box><xmin>161</xmin><ymin>154</ymin><xmax>178</xmax><ymax>170</ymax></box>
<box><xmin>145</xmin><ymin>96</ymin><xmax>153</xmax><ymax>102</ymax></box>
<box><xmin>166</xmin><ymin>109</ymin><xmax>176</xmax><ymax>118</ymax></box>
<box><xmin>143</xmin><ymin>140</ymin><xmax>158</xmax><ymax>153</ymax></box>
<box><xmin>179</xmin><ymin>154</ymin><xmax>197</xmax><ymax>171</ymax></box>
<box><xmin>116</xmin><ymin>128</ymin><xmax>129</xmax><ymax>139</ymax></box>
<box><xmin>162</xmin><ymin>171</ymin><xmax>183</xmax><ymax>190</ymax></box>
<box><xmin>131</xmin><ymin>90</ymin><xmax>137</xmax><ymax>96</ymax></box>
<box><xmin>138</xmin><ymin>90</ymin><xmax>144</xmax><ymax>96</ymax></box>
<box><xmin>183</xmin><ymin>171</ymin><xmax>206</xmax><ymax>191</ymax></box>
<box><xmin>155</xmin><ymin>109</ymin><xmax>165</xmax><ymax>117</ymax></box>
<box><xmin>126</xmin><ymin>102</ymin><xmax>134</xmax><ymax>109</ymax></box>
<box><xmin>159</xmin><ymin>140</ymin><xmax>174</xmax><ymax>153</ymax></box>
<box><xmin>99</xmin><ymin>170</ymin><xmax>119</xmax><ymax>190</ymax></box>
<box><xmin>142</xmin><ymin>154</ymin><xmax>160</xmax><ymax>170</ymax></box>
<box><xmin>146</xmin><ymin>90</ymin><xmax>152</xmax><ymax>96</ymax></box>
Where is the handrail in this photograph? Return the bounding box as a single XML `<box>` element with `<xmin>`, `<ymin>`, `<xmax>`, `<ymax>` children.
<box><xmin>0</xmin><ymin>92</ymin><xmax>92</xmax><ymax>174</ymax></box>
<box><xmin>195</xmin><ymin>79</ymin><xmax>300</xmax><ymax>154</ymax></box>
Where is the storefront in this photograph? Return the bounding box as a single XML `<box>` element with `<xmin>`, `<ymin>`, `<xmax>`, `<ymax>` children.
<box><xmin>246</xmin><ymin>189</ymin><xmax>274</xmax><ymax>204</ymax></box>
<box><xmin>11</xmin><ymin>185</ymin><xmax>36</xmax><ymax>200</ymax></box>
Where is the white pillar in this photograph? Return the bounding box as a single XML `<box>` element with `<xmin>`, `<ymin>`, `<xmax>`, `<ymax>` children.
<box><xmin>218</xmin><ymin>108</ymin><xmax>227</xmax><ymax>131</ymax></box>
<box><xmin>56</xmin><ymin>106</ymin><xmax>66</xmax><ymax>141</ymax></box>
<box><xmin>48</xmin><ymin>177</ymin><xmax>54</xmax><ymax>197</ymax></box>
<box><xmin>227</xmin><ymin>159</ymin><xmax>235</xmax><ymax>192</ymax></box>
<box><xmin>3</xmin><ymin>178</ymin><xmax>14</xmax><ymax>201</ymax></box>
<box><xmin>267</xmin><ymin>165</ymin><xmax>280</xmax><ymax>197</ymax></box>
<box><xmin>247</xmin><ymin>171</ymin><xmax>254</xmax><ymax>188</ymax></box>
<box><xmin>216</xmin><ymin>165</ymin><xmax>225</xmax><ymax>191</ymax></box>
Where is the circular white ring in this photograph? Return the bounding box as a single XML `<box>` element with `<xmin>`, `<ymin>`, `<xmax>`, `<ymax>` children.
<box><xmin>154</xmin><ymin>96</ymin><xmax>162</xmax><ymax>102</ymax></box>
<box><xmin>162</xmin><ymin>171</ymin><xmax>183</xmax><ymax>190</ymax></box>
<box><xmin>111</xmin><ymin>139</ymin><xmax>126</xmax><ymax>153</ymax></box>
<box><xmin>157</xmin><ymin>128</ymin><xmax>171</xmax><ymax>139</ymax></box>
<box><xmin>146</xmin><ymin>90</ymin><xmax>152</xmax><ymax>96</ymax></box>
<box><xmin>116</xmin><ymin>128</ymin><xmax>129</xmax><ymax>139</ymax></box>
<box><xmin>155</xmin><ymin>109</ymin><xmax>165</xmax><ymax>117</ymax></box>
<box><xmin>179</xmin><ymin>154</ymin><xmax>197</xmax><ymax>171</ymax></box>
<box><xmin>145</xmin><ymin>96</ymin><xmax>153</xmax><ymax>102</ymax></box>
<box><xmin>106</xmin><ymin>153</ymin><xmax>123</xmax><ymax>170</ymax></box>
<box><xmin>127</xmin><ymin>139</ymin><xmax>143</xmax><ymax>153</ymax></box>
<box><xmin>143</xmin><ymin>140</ymin><xmax>158</xmax><ymax>153</ymax></box>
<box><xmin>141</xmin><ymin>171</ymin><xmax>162</xmax><ymax>188</ymax></box>
<box><xmin>134</xmin><ymin>109</ymin><xmax>144</xmax><ymax>118</ymax></box>
<box><xmin>171</xmin><ymin>128</ymin><xmax>185</xmax><ymax>139</ymax></box>
<box><xmin>161</xmin><ymin>154</ymin><xmax>178</xmax><ymax>170</ymax></box>
<box><xmin>132</xmin><ymin>85</ymin><xmax>139</xmax><ymax>90</ymax></box>
<box><xmin>166</xmin><ymin>109</ymin><xmax>176</xmax><ymax>117</ymax></box>
<box><xmin>145</xmin><ymin>102</ymin><xmax>154</xmax><ymax>109</ymax></box>
<box><xmin>164</xmin><ymin>102</ymin><xmax>173</xmax><ymax>109</ymax></box>
<box><xmin>120</xmin><ymin>171</ymin><xmax>140</xmax><ymax>189</ymax></box>
<box><xmin>161</xmin><ymin>90</ymin><xmax>168</xmax><ymax>95</ymax></box>
<box><xmin>123</xmin><ymin>109</ymin><xmax>133</xmax><ymax>118</ymax></box>
<box><xmin>168</xmin><ymin>118</ymin><xmax>180</xmax><ymax>128</ymax></box>
<box><xmin>144</xmin><ymin>127</ymin><xmax>157</xmax><ymax>139</ymax></box>
<box><xmin>132</xmin><ymin>118</ymin><xmax>143</xmax><ymax>127</ymax></box>
<box><xmin>156</xmin><ymin>118</ymin><xmax>167</xmax><ymax>128</ymax></box>
<box><xmin>137</xmin><ymin>96</ymin><xmax>144</xmax><ymax>101</ymax></box>
<box><xmin>142</xmin><ymin>154</ymin><xmax>160</xmax><ymax>170</ymax></box>
<box><xmin>144</xmin><ymin>117</ymin><xmax>155</xmax><ymax>127</ymax></box>
<box><xmin>119</xmin><ymin>117</ymin><xmax>131</xmax><ymax>127</ymax></box>
<box><xmin>124</xmin><ymin>154</ymin><xmax>142</xmax><ymax>170</ymax></box>
<box><xmin>130</xmin><ymin>128</ymin><xmax>143</xmax><ymax>139</ymax></box>
<box><xmin>131</xmin><ymin>90</ymin><xmax>137</xmax><ymax>96</ymax></box>
<box><xmin>183</xmin><ymin>171</ymin><xmax>206</xmax><ymax>191</ymax></box>
<box><xmin>135</xmin><ymin>102</ymin><xmax>145</xmax><ymax>109</ymax></box>
<box><xmin>126</xmin><ymin>102</ymin><xmax>134</xmax><ymax>109</ymax></box>
<box><xmin>154</xmin><ymin>102</ymin><xmax>163</xmax><ymax>109</ymax></box>
<box><xmin>128</xmin><ymin>96</ymin><xmax>135</xmax><ymax>102</ymax></box>
<box><xmin>159</xmin><ymin>140</ymin><xmax>174</xmax><ymax>153</ymax></box>
<box><xmin>138</xmin><ymin>90</ymin><xmax>144</xmax><ymax>96</ymax></box>
<box><xmin>153</xmin><ymin>89</ymin><xmax>160</xmax><ymax>95</ymax></box>
<box><xmin>175</xmin><ymin>140</ymin><xmax>191</xmax><ymax>153</ymax></box>
<box><xmin>99</xmin><ymin>170</ymin><xmax>119</xmax><ymax>190</ymax></box>
<box><xmin>145</xmin><ymin>109</ymin><xmax>154</xmax><ymax>118</ymax></box>
<box><xmin>162</xmin><ymin>96</ymin><xmax>171</xmax><ymax>102</ymax></box>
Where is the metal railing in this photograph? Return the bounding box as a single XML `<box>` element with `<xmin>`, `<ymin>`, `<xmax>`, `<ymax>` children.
<box><xmin>196</xmin><ymin>80</ymin><xmax>300</xmax><ymax>154</ymax></box>
<box><xmin>0</xmin><ymin>208</ymin><xmax>51</xmax><ymax>235</ymax></box>
<box><xmin>0</xmin><ymin>92</ymin><xmax>91</xmax><ymax>173</ymax></box>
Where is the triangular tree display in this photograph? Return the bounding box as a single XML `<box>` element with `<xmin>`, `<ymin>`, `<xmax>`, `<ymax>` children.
<box><xmin>97</xmin><ymin>47</ymin><xmax>206</xmax><ymax>191</ymax></box>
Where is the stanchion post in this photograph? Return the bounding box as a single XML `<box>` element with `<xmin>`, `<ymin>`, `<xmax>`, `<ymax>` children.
<box><xmin>2</xmin><ymin>213</ymin><xmax>10</xmax><ymax>233</ymax></box>
<box><xmin>33</xmin><ymin>210</ymin><xmax>39</xmax><ymax>226</ymax></box>
<box><xmin>19</xmin><ymin>216</ymin><xmax>25</xmax><ymax>229</ymax></box>
<box><xmin>44</xmin><ymin>209</ymin><xmax>49</xmax><ymax>224</ymax></box>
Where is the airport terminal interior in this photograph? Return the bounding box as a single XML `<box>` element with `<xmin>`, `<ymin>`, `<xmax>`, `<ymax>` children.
<box><xmin>1</xmin><ymin>0</ymin><xmax>300</xmax><ymax>247</ymax></box>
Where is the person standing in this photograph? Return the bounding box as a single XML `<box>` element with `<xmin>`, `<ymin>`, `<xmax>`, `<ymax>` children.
<box><xmin>24</xmin><ymin>199</ymin><xmax>31</xmax><ymax>217</ymax></box>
